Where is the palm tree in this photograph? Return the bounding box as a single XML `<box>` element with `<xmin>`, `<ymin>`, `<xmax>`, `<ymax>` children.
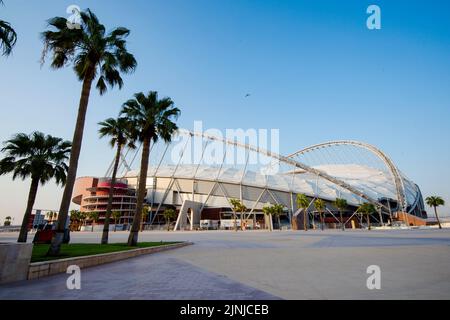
<box><xmin>272</xmin><ymin>204</ymin><xmax>284</xmax><ymax>230</ymax></box>
<box><xmin>0</xmin><ymin>132</ymin><xmax>71</xmax><ymax>242</ymax></box>
<box><xmin>296</xmin><ymin>194</ymin><xmax>310</xmax><ymax>231</ymax></box>
<box><xmin>89</xmin><ymin>212</ymin><xmax>99</xmax><ymax>232</ymax></box>
<box><xmin>357</xmin><ymin>203</ymin><xmax>376</xmax><ymax>230</ymax></box>
<box><xmin>140</xmin><ymin>206</ymin><xmax>149</xmax><ymax>231</ymax></box>
<box><xmin>111</xmin><ymin>211</ymin><xmax>121</xmax><ymax>231</ymax></box>
<box><xmin>230</xmin><ymin>199</ymin><xmax>246</xmax><ymax>231</ymax></box>
<box><xmin>334</xmin><ymin>198</ymin><xmax>348</xmax><ymax>231</ymax></box>
<box><xmin>4</xmin><ymin>216</ymin><xmax>11</xmax><ymax>226</ymax></box>
<box><xmin>262</xmin><ymin>204</ymin><xmax>274</xmax><ymax>231</ymax></box>
<box><xmin>69</xmin><ymin>210</ymin><xmax>81</xmax><ymax>231</ymax></box>
<box><xmin>98</xmin><ymin>117</ymin><xmax>136</xmax><ymax>244</ymax></box>
<box><xmin>163</xmin><ymin>208</ymin><xmax>177</xmax><ymax>231</ymax></box>
<box><xmin>0</xmin><ymin>1</ymin><xmax>17</xmax><ymax>56</ymax></box>
<box><xmin>121</xmin><ymin>91</ymin><xmax>180</xmax><ymax>246</ymax></box>
<box><xmin>42</xmin><ymin>8</ymin><xmax>137</xmax><ymax>256</ymax></box>
<box><xmin>425</xmin><ymin>196</ymin><xmax>445</xmax><ymax>229</ymax></box>
<box><xmin>314</xmin><ymin>199</ymin><xmax>326</xmax><ymax>231</ymax></box>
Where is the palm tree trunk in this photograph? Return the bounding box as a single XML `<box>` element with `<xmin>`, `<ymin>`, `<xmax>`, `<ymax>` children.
<box><xmin>434</xmin><ymin>207</ymin><xmax>442</xmax><ymax>229</ymax></box>
<box><xmin>278</xmin><ymin>216</ymin><xmax>281</xmax><ymax>231</ymax></box>
<box><xmin>48</xmin><ymin>67</ymin><xmax>95</xmax><ymax>256</ymax></box>
<box><xmin>101</xmin><ymin>143</ymin><xmax>122</xmax><ymax>244</ymax></box>
<box><xmin>18</xmin><ymin>178</ymin><xmax>39</xmax><ymax>243</ymax></box>
<box><xmin>321</xmin><ymin>212</ymin><xmax>324</xmax><ymax>231</ymax></box>
<box><xmin>128</xmin><ymin>137</ymin><xmax>151</xmax><ymax>246</ymax></box>
<box><xmin>367</xmin><ymin>215</ymin><xmax>371</xmax><ymax>230</ymax></box>
<box><xmin>303</xmin><ymin>210</ymin><xmax>307</xmax><ymax>231</ymax></box>
<box><xmin>340</xmin><ymin>210</ymin><xmax>345</xmax><ymax>231</ymax></box>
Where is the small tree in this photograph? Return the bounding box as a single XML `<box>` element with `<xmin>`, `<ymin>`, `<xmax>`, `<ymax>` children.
<box><xmin>230</xmin><ymin>199</ymin><xmax>246</xmax><ymax>231</ymax></box>
<box><xmin>357</xmin><ymin>203</ymin><xmax>376</xmax><ymax>230</ymax></box>
<box><xmin>296</xmin><ymin>194</ymin><xmax>310</xmax><ymax>231</ymax></box>
<box><xmin>262</xmin><ymin>204</ymin><xmax>274</xmax><ymax>232</ymax></box>
<box><xmin>314</xmin><ymin>199</ymin><xmax>326</xmax><ymax>231</ymax></box>
<box><xmin>4</xmin><ymin>216</ymin><xmax>12</xmax><ymax>226</ymax></box>
<box><xmin>163</xmin><ymin>209</ymin><xmax>177</xmax><ymax>231</ymax></box>
<box><xmin>69</xmin><ymin>210</ymin><xmax>81</xmax><ymax>231</ymax></box>
<box><xmin>88</xmin><ymin>212</ymin><xmax>99</xmax><ymax>232</ymax></box>
<box><xmin>334</xmin><ymin>198</ymin><xmax>348</xmax><ymax>231</ymax></box>
<box><xmin>111</xmin><ymin>211</ymin><xmax>121</xmax><ymax>232</ymax></box>
<box><xmin>425</xmin><ymin>196</ymin><xmax>445</xmax><ymax>229</ymax></box>
<box><xmin>140</xmin><ymin>206</ymin><xmax>149</xmax><ymax>231</ymax></box>
<box><xmin>272</xmin><ymin>204</ymin><xmax>285</xmax><ymax>230</ymax></box>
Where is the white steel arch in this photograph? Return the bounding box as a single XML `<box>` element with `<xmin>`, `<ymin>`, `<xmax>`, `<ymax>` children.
<box><xmin>287</xmin><ymin>141</ymin><xmax>408</xmax><ymax>213</ymax></box>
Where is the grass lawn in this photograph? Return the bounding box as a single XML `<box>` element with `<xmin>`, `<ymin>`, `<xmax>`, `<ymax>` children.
<box><xmin>31</xmin><ymin>242</ymin><xmax>179</xmax><ymax>263</ymax></box>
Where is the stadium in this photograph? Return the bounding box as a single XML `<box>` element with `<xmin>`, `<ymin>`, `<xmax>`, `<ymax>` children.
<box><xmin>73</xmin><ymin>130</ymin><xmax>427</xmax><ymax>230</ymax></box>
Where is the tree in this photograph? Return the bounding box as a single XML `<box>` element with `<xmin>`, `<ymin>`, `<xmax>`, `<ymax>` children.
<box><xmin>314</xmin><ymin>199</ymin><xmax>326</xmax><ymax>231</ymax></box>
<box><xmin>0</xmin><ymin>132</ymin><xmax>70</xmax><ymax>242</ymax></box>
<box><xmin>88</xmin><ymin>212</ymin><xmax>99</xmax><ymax>232</ymax></box>
<box><xmin>46</xmin><ymin>211</ymin><xmax>58</xmax><ymax>223</ymax></box>
<box><xmin>42</xmin><ymin>8</ymin><xmax>137</xmax><ymax>256</ymax></box>
<box><xmin>262</xmin><ymin>204</ymin><xmax>274</xmax><ymax>231</ymax></box>
<box><xmin>230</xmin><ymin>199</ymin><xmax>246</xmax><ymax>231</ymax></box>
<box><xmin>272</xmin><ymin>204</ymin><xmax>284</xmax><ymax>230</ymax></box>
<box><xmin>4</xmin><ymin>216</ymin><xmax>11</xmax><ymax>226</ymax></box>
<box><xmin>121</xmin><ymin>91</ymin><xmax>180</xmax><ymax>246</ymax></box>
<box><xmin>98</xmin><ymin>117</ymin><xmax>135</xmax><ymax>244</ymax></box>
<box><xmin>356</xmin><ymin>203</ymin><xmax>376</xmax><ymax>230</ymax></box>
<box><xmin>69</xmin><ymin>210</ymin><xmax>81</xmax><ymax>231</ymax></box>
<box><xmin>296</xmin><ymin>194</ymin><xmax>310</xmax><ymax>231</ymax></box>
<box><xmin>425</xmin><ymin>196</ymin><xmax>445</xmax><ymax>229</ymax></box>
<box><xmin>140</xmin><ymin>206</ymin><xmax>149</xmax><ymax>231</ymax></box>
<box><xmin>111</xmin><ymin>211</ymin><xmax>121</xmax><ymax>232</ymax></box>
<box><xmin>334</xmin><ymin>198</ymin><xmax>348</xmax><ymax>231</ymax></box>
<box><xmin>163</xmin><ymin>208</ymin><xmax>177</xmax><ymax>231</ymax></box>
<box><xmin>0</xmin><ymin>0</ymin><xmax>17</xmax><ymax>56</ymax></box>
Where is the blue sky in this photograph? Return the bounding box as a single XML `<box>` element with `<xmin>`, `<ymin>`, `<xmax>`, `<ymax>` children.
<box><xmin>1</xmin><ymin>0</ymin><xmax>449</xmax><ymax>222</ymax></box>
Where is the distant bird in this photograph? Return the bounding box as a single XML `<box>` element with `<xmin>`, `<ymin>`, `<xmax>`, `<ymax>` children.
<box><xmin>245</xmin><ymin>93</ymin><xmax>251</xmax><ymax>98</ymax></box>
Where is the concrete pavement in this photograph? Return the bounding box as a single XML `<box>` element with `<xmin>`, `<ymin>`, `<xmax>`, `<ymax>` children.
<box><xmin>1</xmin><ymin>229</ymin><xmax>450</xmax><ymax>299</ymax></box>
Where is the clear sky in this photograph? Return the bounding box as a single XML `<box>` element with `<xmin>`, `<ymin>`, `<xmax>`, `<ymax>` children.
<box><xmin>1</xmin><ymin>0</ymin><xmax>449</xmax><ymax>224</ymax></box>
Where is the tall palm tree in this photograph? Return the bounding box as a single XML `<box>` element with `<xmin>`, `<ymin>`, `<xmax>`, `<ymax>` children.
<box><xmin>98</xmin><ymin>117</ymin><xmax>135</xmax><ymax>244</ymax></box>
<box><xmin>314</xmin><ymin>199</ymin><xmax>326</xmax><ymax>231</ymax></box>
<box><xmin>0</xmin><ymin>132</ymin><xmax>71</xmax><ymax>242</ymax></box>
<box><xmin>163</xmin><ymin>208</ymin><xmax>177</xmax><ymax>231</ymax></box>
<box><xmin>0</xmin><ymin>0</ymin><xmax>17</xmax><ymax>56</ymax></box>
<box><xmin>296</xmin><ymin>194</ymin><xmax>310</xmax><ymax>231</ymax></box>
<box><xmin>357</xmin><ymin>203</ymin><xmax>376</xmax><ymax>230</ymax></box>
<box><xmin>425</xmin><ymin>196</ymin><xmax>445</xmax><ymax>229</ymax></box>
<box><xmin>42</xmin><ymin>9</ymin><xmax>137</xmax><ymax>256</ymax></box>
<box><xmin>121</xmin><ymin>91</ymin><xmax>180</xmax><ymax>246</ymax></box>
<box><xmin>334</xmin><ymin>198</ymin><xmax>348</xmax><ymax>231</ymax></box>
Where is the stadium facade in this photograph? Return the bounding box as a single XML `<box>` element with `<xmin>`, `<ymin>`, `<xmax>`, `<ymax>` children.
<box><xmin>73</xmin><ymin>130</ymin><xmax>427</xmax><ymax>230</ymax></box>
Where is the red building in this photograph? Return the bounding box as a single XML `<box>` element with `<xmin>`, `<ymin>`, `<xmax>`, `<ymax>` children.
<box><xmin>72</xmin><ymin>177</ymin><xmax>137</xmax><ymax>225</ymax></box>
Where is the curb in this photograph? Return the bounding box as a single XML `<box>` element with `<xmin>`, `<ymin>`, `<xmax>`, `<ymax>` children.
<box><xmin>28</xmin><ymin>242</ymin><xmax>193</xmax><ymax>280</ymax></box>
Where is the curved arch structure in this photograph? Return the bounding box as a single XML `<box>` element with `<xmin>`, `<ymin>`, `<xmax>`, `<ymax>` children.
<box><xmin>287</xmin><ymin>141</ymin><xmax>408</xmax><ymax>213</ymax></box>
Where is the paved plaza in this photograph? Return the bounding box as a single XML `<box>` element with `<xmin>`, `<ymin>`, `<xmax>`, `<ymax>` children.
<box><xmin>1</xmin><ymin>229</ymin><xmax>450</xmax><ymax>299</ymax></box>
